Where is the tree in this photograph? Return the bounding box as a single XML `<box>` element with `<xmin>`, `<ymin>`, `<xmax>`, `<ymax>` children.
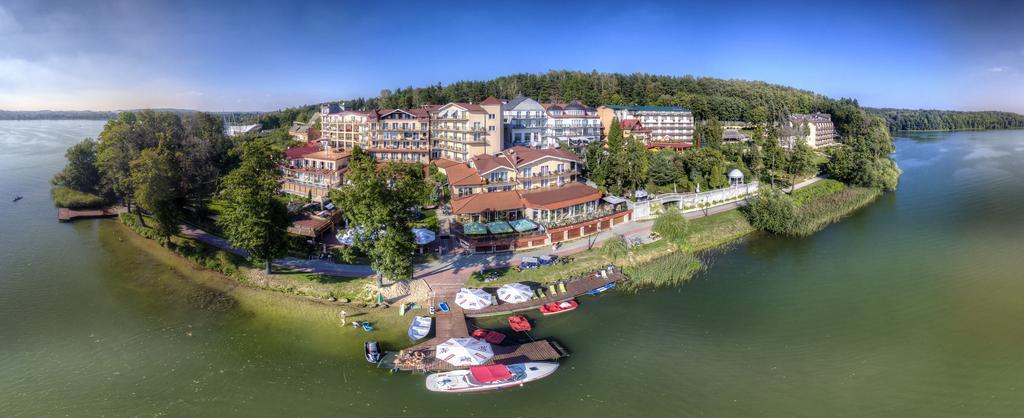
<box><xmin>699</xmin><ymin>117</ymin><xmax>724</xmax><ymax>149</ymax></box>
<box><xmin>601</xmin><ymin>235</ymin><xmax>629</xmax><ymax>262</ymax></box>
<box><xmin>131</xmin><ymin>145</ymin><xmax>181</xmax><ymax>241</ymax></box>
<box><xmin>218</xmin><ymin>140</ymin><xmax>290</xmax><ymax>274</ymax></box>
<box><xmin>653</xmin><ymin>207</ymin><xmax>689</xmax><ymax>245</ymax></box>
<box><xmin>603</xmin><ymin>118</ymin><xmax>626</xmax><ymax>195</ymax></box>
<box><xmin>621</xmin><ymin>135</ymin><xmax>649</xmax><ymax>194</ymax></box>
<box><xmin>179</xmin><ymin>113</ymin><xmax>232</xmax><ymax>210</ymax></box>
<box><xmin>787</xmin><ymin>141</ymin><xmax>816</xmax><ymax>191</ymax></box>
<box><xmin>649</xmin><ymin>148</ymin><xmax>679</xmax><ymax>186</ymax></box>
<box><xmin>52</xmin><ymin>138</ymin><xmax>101</xmax><ymax>194</ymax></box>
<box><xmin>331</xmin><ymin>148</ymin><xmax>423</xmax><ymax>290</ymax></box>
<box><xmin>760</xmin><ymin>138</ymin><xmax>786</xmax><ymax>187</ymax></box>
<box><xmin>743</xmin><ymin>188</ymin><xmax>798</xmax><ymax>234</ymax></box>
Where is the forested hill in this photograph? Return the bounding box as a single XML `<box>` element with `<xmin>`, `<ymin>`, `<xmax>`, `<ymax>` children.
<box><xmin>866</xmin><ymin>108</ymin><xmax>1024</xmax><ymax>132</ymax></box>
<box><xmin>334</xmin><ymin>70</ymin><xmax>886</xmax><ymax>140</ymax></box>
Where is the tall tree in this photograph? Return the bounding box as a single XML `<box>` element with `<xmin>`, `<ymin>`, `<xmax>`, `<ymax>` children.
<box><xmin>131</xmin><ymin>145</ymin><xmax>181</xmax><ymax>240</ymax></box>
<box><xmin>218</xmin><ymin>140</ymin><xmax>289</xmax><ymax>274</ymax></box>
<box><xmin>787</xmin><ymin>141</ymin><xmax>816</xmax><ymax>191</ymax></box>
<box><xmin>621</xmin><ymin>135</ymin><xmax>650</xmax><ymax>194</ymax></box>
<box><xmin>331</xmin><ymin>148</ymin><xmax>423</xmax><ymax>290</ymax></box>
<box><xmin>179</xmin><ymin>113</ymin><xmax>232</xmax><ymax>210</ymax></box>
<box><xmin>52</xmin><ymin>138</ymin><xmax>101</xmax><ymax>194</ymax></box>
<box><xmin>649</xmin><ymin>148</ymin><xmax>679</xmax><ymax>186</ymax></box>
<box><xmin>604</xmin><ymin>118</ymin><xmax>626</xmax><ymax>195</ymax></box>
<box><xmin>699</xmin><ymin>117</ymin><xmax>724</xmax><ymax>149</ymax></box>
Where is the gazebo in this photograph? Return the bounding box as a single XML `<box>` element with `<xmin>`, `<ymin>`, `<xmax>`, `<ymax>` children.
<box><xmin>728</xmin><ymin>169</ymin><xmax>745</xmax><ymax>186</ymax></box>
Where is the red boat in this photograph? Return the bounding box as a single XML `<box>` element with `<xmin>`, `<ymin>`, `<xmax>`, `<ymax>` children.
<box><xmin>507</xmin><ymin>315</ymin><xmax>532</xmax><ymax>332</ymax></box>
<box><xmin>471</xmin><ymin>328</ymin><xmax>507</xmax><ymax>344</ymax></box>
<box><xmin>539</xmin><ymin>299</ymin><xmax>578</xmax><ymax>316</ymax></box>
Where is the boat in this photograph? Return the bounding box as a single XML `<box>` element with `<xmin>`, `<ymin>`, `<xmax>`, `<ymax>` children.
<box><xmin>361</xmin><ymin>321</ymin><xmax>374</xmax><ymax>332</ymax></box>
<box><xmin>585</xmin><ymin>282</ymin><xmax>615</xmax><ymax>295</ymax></box>
<box><xmin>507</xmin><ymin>315</ymin><xmax>532</xmax><ymax>332</ymax></box>
<box><xmin>408</xmin><ymin>316</ymin><xmax>432</xmax><ymax>341</ymax></box>
<box><xmin>364</xmin><ymin>340</ymin><xmax>382</xmax><ymax>363</ymax></box>
<box><xmin>425</xmin><ymin>362</ymin><xmax>559</xmax><ymax>393</ymax></box>
<box><xmin>12</xmin><ymin>196</ymin><xmax>22</xmax><ymax>202</ymax></box>
<box><xmin>539</xmin><ymin>299</ymin><xmax>578</xmax><ymax>316</ymax></box>
<box><xmin>438</xmin><ymin>301</ymin><xmax>450</xmax><ymax>312</ymax></box>
<box><xmin>471</xmin><ymin>328</ymin><xmax>506</xmax><ymax>344</ymax></box>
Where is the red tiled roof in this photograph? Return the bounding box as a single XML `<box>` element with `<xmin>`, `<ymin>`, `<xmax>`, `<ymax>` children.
<box><xmin>479</xmin><ymin>96</ymin><xmax>503</xmax><ymax>106</ymax></box>
<box><xmin>445</xmin><ymin>163</ymin><xmax>485</xmax><ymax>186</ymax></box>
<box><xmin>520</xmin><ymin>183</ymin><xmax>602</xmax><ymax>210</ymax></box>
<box><xmin>285</xmin><ymin>145</ymin><xmax>320</xmax><ymax>159</ymax></box>
<box><xmin>472</xmin><ymin>154</ymin><xmax>514</xmax><ymax>174</ymax></box>
<box><xmin>451</xmin><ymin>190</ymin><xmax>524</xmax><ymax>215</ymax></box>
<box><xmin>448</xmin><ymin>102</ymin><xmax>486</xmax><ymax>112</ymax></box>
<box><xmin>431</xmin><ymin>158</ymin><xmax>462</xmax><ymax>169</ymax></box>
<box><xmin>621</xmin><ymin>119</ymin><xmax>641</xmax><ymax>129</ymax></box>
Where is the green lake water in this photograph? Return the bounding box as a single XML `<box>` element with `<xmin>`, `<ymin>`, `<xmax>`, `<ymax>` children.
<box><xmin>2</xmin><ymin>120</ymin><xmax>1023</xmax><ymax>416</ymax></box>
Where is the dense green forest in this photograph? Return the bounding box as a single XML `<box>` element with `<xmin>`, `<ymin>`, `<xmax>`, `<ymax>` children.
<box><xmin>866</xmin><ymin>108</ymin><xmax>1024</xmax><ymax>132</ymax></box>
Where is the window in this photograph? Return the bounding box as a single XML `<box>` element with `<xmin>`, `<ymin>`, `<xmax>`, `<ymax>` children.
<box><xmin>488</xmin><ymin>126</ymin><xmax>495</xmax><ymax>132</ymax></box>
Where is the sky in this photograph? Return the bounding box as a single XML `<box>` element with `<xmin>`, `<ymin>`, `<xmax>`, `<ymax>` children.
<box><xmin>0</xmin><ymin>0</ymin><xmax>1022</xmax><ymax>113</ymax></box>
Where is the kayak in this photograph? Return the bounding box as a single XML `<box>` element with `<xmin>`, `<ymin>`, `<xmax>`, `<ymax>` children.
<box><xmin>585</xmin><ymin>282</ymin><xmax>615</xmax><ymax>295</ymax></box>
<box><xmin>539</xmin><ymin>299</ymin><xmax>578</xmax><ymax>316</ymax></box>
<box><xmin>439</xmin><ymin>302</ymin><xmax>450</xmax><ymax>312</ymax></box>
<box><xmin>425</xmin><ymin>362</ymin><xmax>559</xmax><ymax>393</ymax></box>
<box><xmin>364</xmin><ymin>340</ymin><xmax>382</xmax><ymax>363</ymax></box>
<box><xmin>361</xmin><ymin>321</ymin><xmax>374</xmax><ymax>332</ymax></box>
<box><xmin>408</xmin><ymin>316</ymin><xmax>432</xmax><ymax>341</ymax></box>
<box><xmin>508</xmin><ymin>315</ymin><xmax>532</xmax><ymax>332</ymax></box>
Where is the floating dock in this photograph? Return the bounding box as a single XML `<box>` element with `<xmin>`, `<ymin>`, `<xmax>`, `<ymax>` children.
<box><xmin>57</xmin><ymin>206</ymin><xmax>126</xmax><ymax>222</ymax></box>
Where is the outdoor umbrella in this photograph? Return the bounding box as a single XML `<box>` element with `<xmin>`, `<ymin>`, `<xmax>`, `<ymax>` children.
<box><xmin>497</xmin><ymin>283</ymin><xmax>533</xmax><ymax>304</ymax></box>
<box><xmin>454</xmin><ymin>288</ymin><xmax>493</xmax><ymax>310</ymax></box>
<box><xmin>335</xmin><ymin>227</ymin><xmax>371</xmax><ymax>246</ymax></box>
<box><xmin>412</xmin><ymin>228</ymin><xmax>436</xmax><ymax>245</ymax></box>
<box><xmin>435</xmin><ymin>337</ymin><xmax>494</xmax><ymax>366</ymax></box>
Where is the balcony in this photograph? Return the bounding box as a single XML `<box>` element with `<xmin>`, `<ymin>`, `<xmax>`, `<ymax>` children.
<box><xmin>522</xmin><ymin>169</ymin><xmax>577</xmax><ymax>179</ymax></box>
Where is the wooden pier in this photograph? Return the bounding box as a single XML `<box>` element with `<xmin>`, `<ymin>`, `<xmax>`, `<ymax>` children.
<box><xmin>390</xmin><ymin>269</ymin><xmax>623</xmax><ymax>372</ymax></box>
<box><xmin>57</xmin><ymin>206</ymin><xmax>126</xmax><ymax>222</ymax></box>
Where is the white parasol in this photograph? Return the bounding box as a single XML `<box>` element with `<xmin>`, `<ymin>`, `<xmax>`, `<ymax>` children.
<box><xmin>496</xmin><ymin>283</ymin><xmax>533</xmax><ymax>304</ymax></box>
<box><xmin>435</xmin><ymin>337</ymin><xmax>494</xmax><ymax>366</ymax></box>
<box><xmin>454</xmin><ymin>288</ymin><xmax>493</xmax><ymax>310</ymax></box>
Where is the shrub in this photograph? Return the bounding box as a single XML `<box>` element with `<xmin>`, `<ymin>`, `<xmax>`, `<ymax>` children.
<box><xmin>743</xmin><ymin>185</ymin><xmax>881</xmax><ymax>236</ymax></box>
<box><xmin>653</xmin><ymin>208</ymin><xmax>689</xmax><ymax>244</ymax></box>
<box><xmin>51</xmin><ymin>186</ymin><xmax>106</xmax><ymax>209</ymax></box>
<box><xmin>743</xmin><ymin>188</ymin><xmax>799</xmax><ymax>234</ymax></box>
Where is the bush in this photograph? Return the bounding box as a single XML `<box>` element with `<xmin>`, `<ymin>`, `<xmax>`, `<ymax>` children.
<box><xmin>743</xmin><ymin>186</ymin><xmax>881</xmax><ymax>236</ymax></box>
<box><xmin>51</xmin><ymin>186</ymin><xmax>106</xmax><ymax>209</ymax></box>
<box><xmin>118</xmin><ymin>212</ymin><xmax>168</xmax><ymax>246</ymax></box>
<box><xmin>653</xmin><ymin>208</ymin><xmax>689</xmax><ymax>244</ymax></box>
<box><xmin>621</xmin><ymin>252</ymin><xmax>701</xmax><ymax>292</ymax></box>
<box><xmin>743</xmin><ymin>188</ymin><xmax>799</xmax><ymax>234</ymax></box>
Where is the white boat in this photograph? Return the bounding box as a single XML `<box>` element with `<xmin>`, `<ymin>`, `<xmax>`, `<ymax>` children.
<box><xmin>425</xmin><ymin>362</ymin><xmax>559</xmax><ymax>393</ymax></box>
<box><xmin>408</xmin><ymin>316</ymin><xmax>432</xmax><ymax>341</ymax></box>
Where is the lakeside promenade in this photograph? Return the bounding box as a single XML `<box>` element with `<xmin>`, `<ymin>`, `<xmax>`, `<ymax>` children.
<box><xmin>176</xmin><ymin>176</ymin><xmax>825</xmax><ymax>299</ymax></box>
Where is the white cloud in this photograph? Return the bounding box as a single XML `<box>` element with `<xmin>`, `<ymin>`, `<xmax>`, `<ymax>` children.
<box><xmin>988</xmin><ymin>66</ymin><xmax>1010</xmax><ymax>73</ymax></box>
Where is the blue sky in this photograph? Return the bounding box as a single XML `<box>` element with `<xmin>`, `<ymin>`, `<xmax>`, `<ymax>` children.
<box><xmin>1</xmin><ymin>0</ymin><xmax>1022</xmax><ymax>113</ymax></box>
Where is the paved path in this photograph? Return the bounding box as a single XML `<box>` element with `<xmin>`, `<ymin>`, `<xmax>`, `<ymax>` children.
<box><xmin>177</xmin><ymin>176</ymin><xmax>828</xmax><ymax>296</ymax></box>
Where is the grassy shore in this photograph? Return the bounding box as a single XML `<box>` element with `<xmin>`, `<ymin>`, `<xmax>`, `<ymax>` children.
<box><xmin>118</xmin><ymin>213</ymin><xmax>377</xmax><ymax>302</ymax></box>
<box><xmin>50</xmin><ymin>186</ymin><xmax>106</xmax><ymax>209</ymax></box>
<box><xmin>466</xmin><ymin>209</ymin><xmax>755</xmax><ymax>290</ymax></box>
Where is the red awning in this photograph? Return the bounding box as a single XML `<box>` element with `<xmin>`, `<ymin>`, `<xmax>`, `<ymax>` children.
<box><xmin>470</xmin><ymin>365</ymin><xmax>512</xmax><ymax>383</ymax></box>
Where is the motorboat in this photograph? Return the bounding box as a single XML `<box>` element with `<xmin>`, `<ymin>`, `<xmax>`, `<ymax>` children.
<box><xmin>507</xmin><ymin>315</ymin><xmax>532</xmax><ymax>332</ymax></box>
<box><xmin>585</xmin><ymin>282</ymin><xmax>615</xmax><ymax>295</ymax></box>
<box><xmin>13</xmin><ymin>196</ymin><xmax>23</xmax><ymax>202</ymax></box>
<box><xmin>364</xmin><ymin>340</ymin><xmax>382</xmax><ymax>363</ymax></box>
<box><xmin>425</xmin><ymin>362</ymin><xmax>559</xmax><ymax>393</ymax></box>
<box><xmin>539</xmin><ymin>299</ymin><xmax>578</xmax><ymax>316</ymax></box>
<box><xmin>408</xmin><ymin>316</ymin><xmax>432</xmax><ymax>341</ymax></box>
<box><xmin>471</xmin><ymin>329</ymin><xmax>507</xmax><ymax>345</ymax></box>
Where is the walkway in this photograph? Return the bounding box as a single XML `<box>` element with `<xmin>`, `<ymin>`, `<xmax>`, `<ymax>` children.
<box><xmin>174</xmin><ymin>176</ymin><xmax>828</xmax><ymax>293</ymax></box>
<box><xmin>58</xmin><ymin>206</ymin><xmax>126</xmax><ymax>222</ymax></box>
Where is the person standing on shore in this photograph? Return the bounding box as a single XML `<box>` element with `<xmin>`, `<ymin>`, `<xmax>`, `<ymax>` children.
<box><xmin>339</xmin><ymin>310</ymin><xmax>347</xmax><ymax>325</ymax></box>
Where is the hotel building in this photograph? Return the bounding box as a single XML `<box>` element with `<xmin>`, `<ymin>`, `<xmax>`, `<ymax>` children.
<box><xmin>786</xmin><ymin>112</ymin><xmax>838</xmax><ymax>149</ymax></box>
<box><xmin>597</xmin><ymin>105</ymin><xmax>695</xmax><ymax>144</ymax></box>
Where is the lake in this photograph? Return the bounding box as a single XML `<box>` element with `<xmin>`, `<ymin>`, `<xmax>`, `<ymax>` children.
<box><xmin>1</xmin><ymin>120</ymin><xmax>1023</xmax><ymax>416</ymax></box>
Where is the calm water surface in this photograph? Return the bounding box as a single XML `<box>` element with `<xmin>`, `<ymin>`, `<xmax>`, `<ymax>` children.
<box><xmin>1</xmin><ymin>120</ymin><xmax>1023</xmax><ymax>416</ymax></box>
